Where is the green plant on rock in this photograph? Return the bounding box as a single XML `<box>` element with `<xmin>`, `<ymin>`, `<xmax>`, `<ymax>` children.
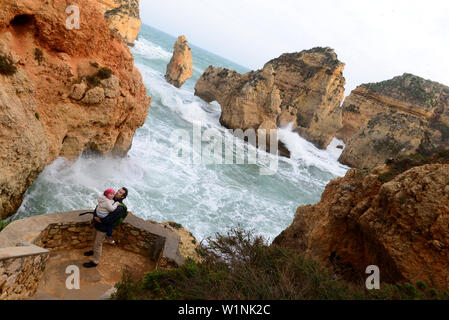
<box><xmin>97</xmin><ymin>67</ymin><xmax>113</xmax><ymax>80</ymax></box>
<box><xmin>168</xmin><ymin>222</ymin><xmax>183</xmax><ymax>230</ymax></box>
<box><xmin>0</xmin><ymin>219</ymin><xmax>11</xmax><ymax>232</ymax></box>
<box><xmin>0</xmin><ymin>54</ymin><xmax>17</xmax><ymax>76</ymax></box>
<box><xmin>86</xmin><ymin>74</ymin><xmax>101</xmax><ymax>88</ymax></box>
<box><xmin>34</xmin><ymin>47</ymin><xmax>43</xmax><ymax>65</ymax></box>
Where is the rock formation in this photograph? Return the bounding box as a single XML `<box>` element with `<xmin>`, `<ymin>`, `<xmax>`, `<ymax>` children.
<box><xmin>195</xmin><ymin>47</ymin><xmax>346</xmax><ymax>150</ymax></box>
<box><xmin>165</xmin><ymin>35</ymin><xmax>193</xmax><ymax>88</ymax></box>
<box><xmin>0</xmin><ymin>0</ymin><xmax>150</xmax><ymax>219</ymax></box>
<box><xmin>337</xmin><ymin>74</ymin><xmax>449</xmax><ymax>168</ymax></box>
<box><xmin>98</xmin><ymin>0</ymin><xmax>142</xmax><ymax>46</ymax></box>
<box><xmin>273</xmin><ymin>159</ymin><xmax>449</xmax><ymax>288</ymax></box>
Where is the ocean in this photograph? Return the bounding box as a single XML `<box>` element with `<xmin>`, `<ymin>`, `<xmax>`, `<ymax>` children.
<box><xmin>12</xmin><ymin>24</ymin><xmax>348</xmax><ymax>242</ymax></box>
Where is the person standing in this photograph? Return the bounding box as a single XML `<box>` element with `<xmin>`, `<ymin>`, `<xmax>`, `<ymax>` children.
<box><xmin>83</xmin><ymin>187</ymin><xmax>129</xmax><ymax>268</ymax></box>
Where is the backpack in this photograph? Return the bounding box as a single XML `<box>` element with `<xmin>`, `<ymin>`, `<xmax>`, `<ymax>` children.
<box><xmin>113</xmin><ymin>203</ymin><xmax>128</xmax><ymax>227</ymax></box>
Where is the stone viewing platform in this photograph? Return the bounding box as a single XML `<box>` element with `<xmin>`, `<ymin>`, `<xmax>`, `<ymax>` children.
<box><xmin>0</xmin><ymin>211</ymin><xmax>188</xmax><ymax>300</ymax></box>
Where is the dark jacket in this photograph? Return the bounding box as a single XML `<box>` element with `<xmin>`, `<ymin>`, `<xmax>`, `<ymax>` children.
<box><xmin>93</xmin><ymin>200</ymin><xmax>127</xmax><ymax>233</ymax></box>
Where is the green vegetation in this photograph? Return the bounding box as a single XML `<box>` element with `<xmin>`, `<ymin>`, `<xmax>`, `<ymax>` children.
<box><xmin>345</xmin><ymin>104</ymin><xmax>360</xmax><ymax>114</ymax></box>
<box><xmin>90</xmin><ymin>61</ymin><xmax>99</xmax><ymax>68</ymax></box>
<box><xmin>296</xmin><ymin>113</ymin><xmax>307</xmax><ymax>127</ymax></box>
<box><xmin>76</xmin><ymin>66</ymin><xmax>113</xmax><ymax>88</ymax></box>
<box><xmin>371</xmin><ymin>135</ymin><xmax>406</xmax><ymax>155</ymax></box>
<box><xmin>168</xmin><ymin>222</ymin><xmax>183</xmax><ymax>230</ymax></box>
<box><xmin>97</xmin><ymin>67</ymin><xmax>113</xmax><ymax>80</ymax></box>
<box><xmin>431</xmin><ymin>121</ymin><xmax>449</xmax><ymax>141</ymax></box>
<box><xmin>86</xmin><ymin>74</ymin><xmax>101</xmax><ymax>88</ymax></box>
<box><xmin>0</xmin><ymin>219</ymin><xmax>11</xmax><ymax>232</ymax></box>
<box><xmin>363</xmin><ymin>73</ymin><xmax>448</xmax><ymax>108</ymax></box>
<box><xmin>111</xmin><ymin>228</ymin><xmax>447</xmax><ymax>300</ymax></box>
<box><xmin>35</xmin><ymin>112</ymin><xmax>40</xmax><ymax>120</ymax></box>
<box><xmin>0</xmin><ymin>54</ymin><xmax>17</xmax><ymax>76</ymax></box>
<box><xmin>34</xmin><ymin>48</ymin><xmax>43</xmax><ymax>65</ymax></box>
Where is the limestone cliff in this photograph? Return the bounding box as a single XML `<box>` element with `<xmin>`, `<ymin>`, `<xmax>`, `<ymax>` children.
<box><xmin>98</xmin><ymin>0</ymin><xmax>141</xmax><ymax>46</ymax></box>
<box><xmin>273</xmin><ymin>158</ymin><xmax>449</xmax><ymax>288</ymax></box>
<box><xmin>165</xmin><ymin>35</ymin><xmax>193</xmax><ymax>88</ymax></box>
<box><xmin>338</xmin><ymin>74</ymin><xmax>449</xmax><ymax>168</ymax></box>
<box><xmin>195</xmin><ymin>47</ymin><xmax>346</xmax><ymax>151</ymax></box>
<box><xmin>0</xmin><ymin>0</ymin><xmax>150</xmax><ymax>219</ymax></box>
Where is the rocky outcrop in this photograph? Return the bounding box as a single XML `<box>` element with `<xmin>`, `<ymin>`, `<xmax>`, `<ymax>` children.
<box><xmin>165</xmin><ymin>36</ymin><xmax>193</xmax><ymax>88</ymax></box>
<box><xmin>0</xmin><ymin>0</ymin><xmax>150</xmax><ymax>219</ymax></box>
<box><xmin>338</xmin><ymin>74</ymin><xmax>449</xmax><ymax>168</ymax></box>
<box><xmin>160</xmin><ymin>222</ymin><xmax>200</xmax><ymax>262</ymax></box>
<box><xmin>98</xmin><ymin>0</ymin><xmax>142</xmax><ymax>46</ymax></box>
<box><xmin>195</xmin><ymin>47</ymin><xmax>346</xmax><ymax>150</ymax></box>
<box><xmin>273</xmin><ymin>162</ymin><xmax>449</xmax><ymax>288</ymax></box>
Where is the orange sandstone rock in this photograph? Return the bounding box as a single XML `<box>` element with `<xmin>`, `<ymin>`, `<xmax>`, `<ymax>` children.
<box><xmin>195</xmin><ymin>47</ymin><xmax>345</xmax><ymax>150</ymax></box>
<box><xmin>274</xmin><ymin>163</ymin><xmax>449</xmax><ymax>289</ymax></box>
<box><xmin>165</xmin><ymin>35</ymin><xmax>193</xmax><ymax>88</ymax></box>
<box><xmin>0</xmin><ymin>0</ymin><xmax>150</xmax><ymax>218</ymax></box>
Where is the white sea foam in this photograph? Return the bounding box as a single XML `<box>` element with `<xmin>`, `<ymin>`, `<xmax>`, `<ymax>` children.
<box><xmin>14</xmin><ymin>26</ymin><xmax>349</xmax><ymax>242</ymax></box>
<box><xmin>133</xmin><ymin>38</ymin><xmax>173</xmax><ymax>61</ymax></box>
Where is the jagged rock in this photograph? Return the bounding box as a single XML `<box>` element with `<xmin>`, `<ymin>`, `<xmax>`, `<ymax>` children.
<box><xmin>273</xmin><ymin>163</ymin><xmax>449</xmax><ymax>289</ymax></box>
<box><xmin>165</xmin><ymin>36</ymin><xmax>193</xmax><ymax>88</ymax></box>
<box><xmin>101</xmin><ymin>75</ymin><xmax>120</xmax><ymax>98</ymax></box>
<box><xmin>69</xmin><ymin>82</ymin><xmax>87</xmax><ymax>100</ymax></box>
<box><xmin>0</xmin><ymin>0</ymin><xmax>150</xmax><ymax>218</ymax></box>
<box><xmin>337</xmin><ymin>74</ymin><xmax>449</xmax><ymax>168</ymax></box>
<box><xmin>195</xmin><ymin>47</ymin><xmax>346</xmax><ymax>150</ymax></box>
<box><xmin>82</xmin><ymin>87</ymin><xmax>105</xmax><ymax>104</ymax></box>
<box><xmin>98</xmin><ymin>0</ymin><xmax>142</xmax><ymax>46</ymax></box>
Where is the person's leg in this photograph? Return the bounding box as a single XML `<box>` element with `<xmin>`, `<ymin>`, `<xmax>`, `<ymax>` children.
<box><xmin>105</xmin><ymin>225</ymin><xmax>116</xmax><ymax>244</ymax></box>
<box><xmin>92</xmin><ymin>229</ymin><xmax>106</xmax><ymax>264</ymax></box>
<box><xmin>84</xmin><ymin>226</ymin><xmax>97</xmax><ymax>256</ymax></box>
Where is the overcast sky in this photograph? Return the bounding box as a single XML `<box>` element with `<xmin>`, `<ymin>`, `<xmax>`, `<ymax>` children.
<box><xmin>140</xmin><ymin>0</ymin><xmax>449</xmax><ymax>93</ymax></box>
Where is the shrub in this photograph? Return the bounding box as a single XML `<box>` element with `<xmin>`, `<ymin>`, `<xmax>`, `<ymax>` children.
<box><xmin>86</xmin><ymin>74</ymin><xmax>101</xmax><ymax>88</ymax></box>
<box><xmin>168</xmin><ymin>222</ymin><xmax>182</xmax><ymax>230</ymax></box>
<box><xmin>34</xmin><ymin>48</ymin><xmax>43</xmax><ymax>65</ymax></box>
<box><xmin>35</xmin><ymin>112</ymin><xmax>40</xmax><ymax>120</ymax></box>
<box><xmin>112</xmin><ymin>227</ymin><xmax>447</xmax><ymax>300</ymax></box>
<box><xmin>90</xmin><ymin>61</ymin><xmax>99</xmax><ymax>68</ymax></box>
<box><xmin>0</xmin><ymin>54</ymin><xmax>17</xmax><ymax>76</ymax></box>
<box><xmin>97</xmin><ymin>67</ymin><xmax>113</xmax><ymax>80</ymax></box>
<box><xmin>0</xmin><ymin>219</ymin><xmax>11</xmax><ymax>232</ymax></box>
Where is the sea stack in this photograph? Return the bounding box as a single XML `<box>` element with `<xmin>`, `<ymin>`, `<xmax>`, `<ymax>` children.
<box><xmin>165</xmin><ymin>35</ymin><xmax>193</xmax><ymax>88</ymax></box>
<box><xmin>194</xmin><ymin>47</ymin><xmax>346</xmax><ymax>150</ymax></box>
<box><xmin>0</xmin><ymin>0</ymin><xmax>150</xmax><ymax>219</ymax></box>
<box><xmin>337</xmin><ymin>74</ymin><xmax>449</xmax><ymax>168</ymax></box>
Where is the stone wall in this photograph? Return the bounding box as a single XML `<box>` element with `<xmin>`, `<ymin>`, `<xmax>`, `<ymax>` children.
<box><xmin>34</xmin><ymin>221</ymin><xmax>165</xmax><ymax>263</ymax></box>
<box><xmin>0</xmin><ymin>243</ymin><xmax>49</xmax><ymax>300</ymax></box>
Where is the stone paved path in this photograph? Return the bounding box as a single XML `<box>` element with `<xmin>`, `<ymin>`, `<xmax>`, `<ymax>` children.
<box><xmin>31</xmin><ymin>246</ymin><xmax>155</xmax><ymax>300</ymax></box>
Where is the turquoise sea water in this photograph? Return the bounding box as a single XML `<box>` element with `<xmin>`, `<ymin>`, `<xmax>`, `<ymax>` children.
<box><xmin>12</xmin><ymin>24</ymin><xmax>348</xmax><ymax>242</ymax></box>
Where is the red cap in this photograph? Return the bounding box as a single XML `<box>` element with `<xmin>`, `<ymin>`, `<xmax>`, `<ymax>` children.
<box><xmin>104</xmin><ymin>188</ymin><xmax>115</xmax><ymax>196</ymax></box>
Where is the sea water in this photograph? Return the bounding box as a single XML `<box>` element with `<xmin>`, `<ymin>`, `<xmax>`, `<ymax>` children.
<box><xmin>12</xmin><ymin>25</ymin><xmax>348</xmax><ymax>242</ymax></box>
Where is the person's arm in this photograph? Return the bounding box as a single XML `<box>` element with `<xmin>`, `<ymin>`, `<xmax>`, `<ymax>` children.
<box><xmin>100</xmin><ymin>205</ymin><xmax>125</xmax><ymax>224</ymax></box>
<box><xmin>103</xmin><ymin>200</ymin><xmax>119</xmax><ymax>212</ymax></box>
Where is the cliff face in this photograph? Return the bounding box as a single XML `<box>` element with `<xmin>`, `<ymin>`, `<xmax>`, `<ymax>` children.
<box><xmin>273</xmin><ymin>161</ymin><xmax>449</xmax><ymax>288</ymax></box>
<box><xmin>98</xmin><ymin>0</ymin><xmax>141</xmax><ymax>46</ymax></box>
<box><xmin>195</xmin><ymin>47</ymin><xmax>346</xmax><ymax>150</ymax></box>
<box><xmin>0</xmin><ymin>0</ymin><xmax>150</xmax><ymax>218</ymax></box>
<box><xmin>165</xmin><ymin>35</ymin><xmax>193</xmax><ymax>88</ymax></box>
<box><xmin>338</xmin><ymin>74</ymin><xmax>449</xmax><ymax>168</ymax></box>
